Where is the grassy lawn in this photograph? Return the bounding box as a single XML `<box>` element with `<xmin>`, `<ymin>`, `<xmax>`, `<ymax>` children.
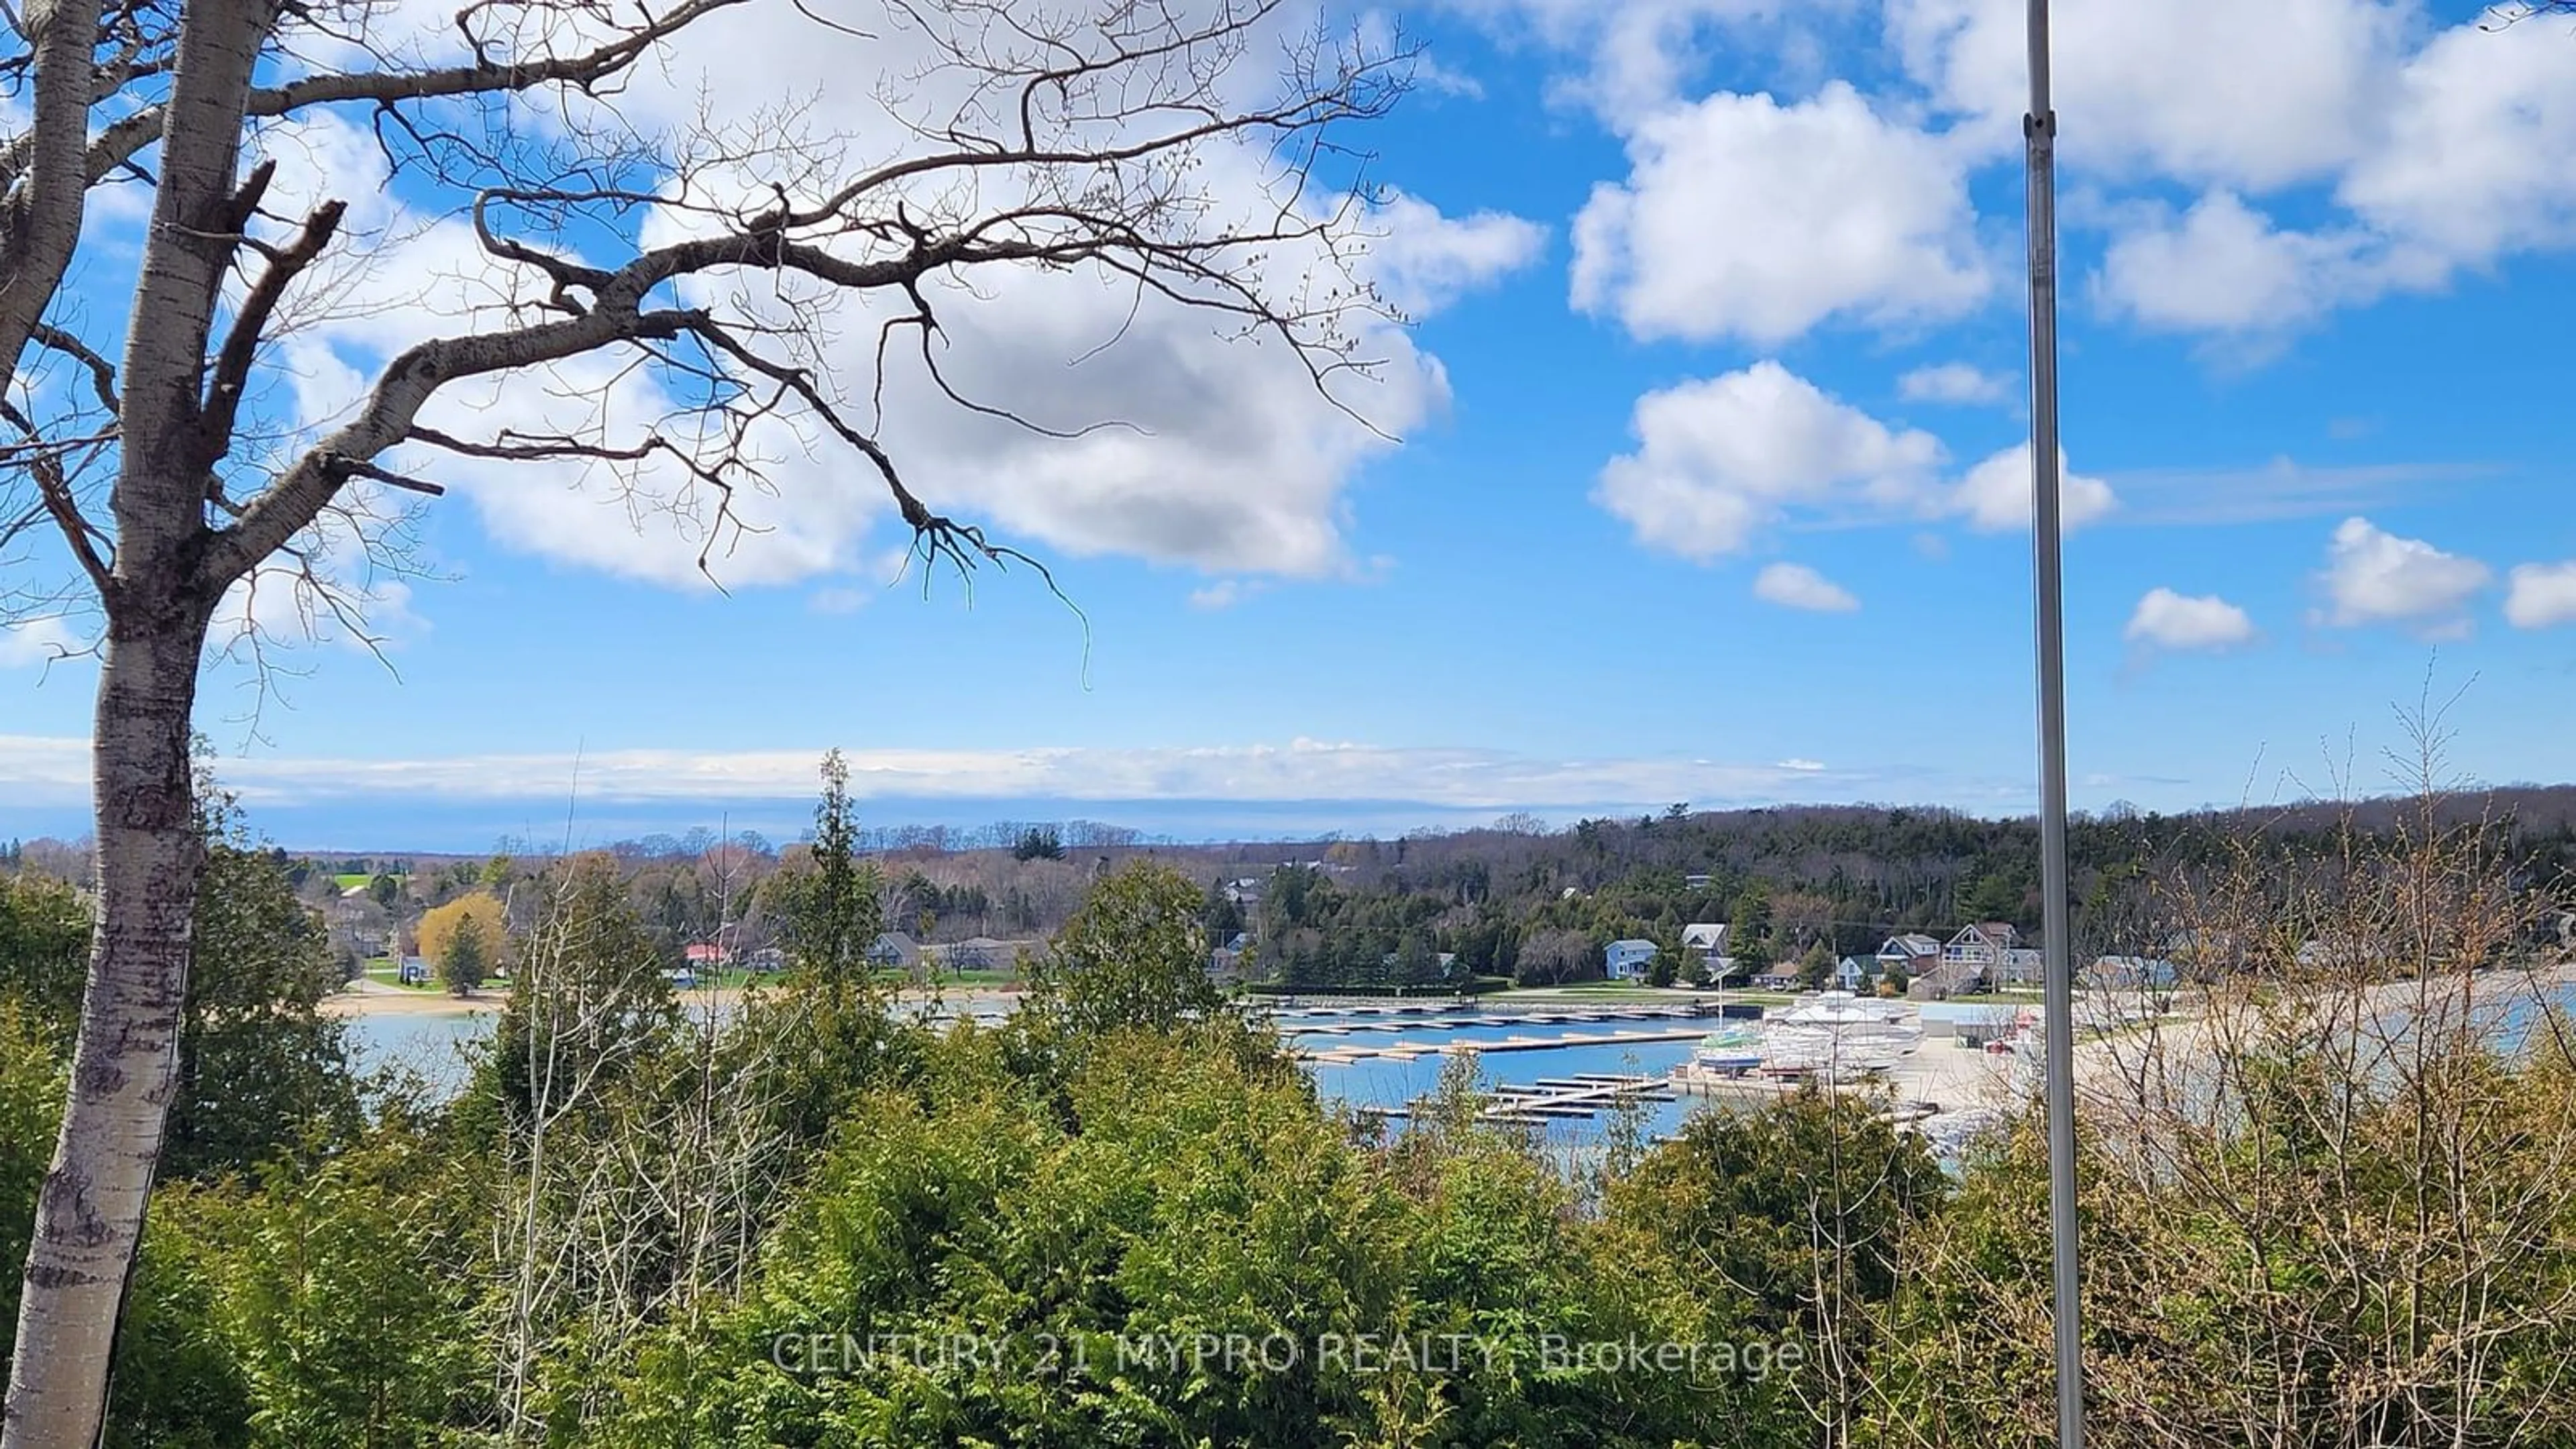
<box><xmin>332</xmin><ymin>871</ymin><xmax>408</xmax><ymax>892</ymax></box>
<box><xmin>359</xmin><ymin>961</ymin><xmax>438</xmax><ymax>992</ymax></box>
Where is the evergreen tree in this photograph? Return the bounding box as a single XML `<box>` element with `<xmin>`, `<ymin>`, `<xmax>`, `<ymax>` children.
<box><xmin>776</xmin><ymin>749</ymin><xmax>885</xmax><ymax>994</ymax></box>
<box><xmin>1796</xmin><ymin>940</ymin><xmax>1834</xmax><ymax>992</ymax></box>
<box><xmin>1729</xmin><ymin>885</ymin><xmax>1774</xmax><ymax>973</ymax></box>
<box><xmin>438</xmin><ymin>923</ymin><xmax>488</xmax><ymax>997</ymax></box>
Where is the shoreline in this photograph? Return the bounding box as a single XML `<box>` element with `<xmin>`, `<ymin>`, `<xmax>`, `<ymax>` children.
<box><xmin>323</xmin><ymin>978</ymin><xmax>1027</xmax><ymax>1020</ymax></box>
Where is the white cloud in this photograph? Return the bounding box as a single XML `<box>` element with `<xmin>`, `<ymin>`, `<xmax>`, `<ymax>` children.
<box><xmin>1950</xmin><ymin>443</ymin><xmax>2116</xmax><ymax>533</ymax></box>
<box><xmin>0</xmin><ymin>617</ymin><xmax>80</xmax><ymax>668</ymax></box>
<box><xmin>2316</xmin><ymin>517</ymin><xmax>2491</xmax><ymax>631</ymax></box>
<box><xmin>1752</xmin><ymin>562</ymin><xmax>1860</xmax><ymax>613</ymax></box>
<box><xmin>244</xmin><ymin>3</ymin><xmax>1505</xmax><ymax>597</ymax></box>
<box><xmin>1430</xmin><ymin>0</ymin><xmax>1815</xmax><ymax>122</ymax></box>
<box><xmin>2339</xmin><ymin>21</ymin><xmax>2576</xmax><ymax>272</ymax></box>
<box><xmin>1594</xmin><ymin>362</ymin><xmax>1943</xmax><ymax>559</ymax></box>
<box><xmin>1888</xmin><ymin>0</ymin><xmax>2408</xmax><ymax>189</ymax></box>
<box><xmin>1362</xmin><ymin>190</ymin><xmax>1547</xmax><ymax>317</ymax></box>
<box><xmin>0</xmin><ymin>734</ymin><xmax>1913</xmax><ymax>815</ymax></box>
<box><xmin>2096</xmin><ymin>191</ymin><xmax>2400</xmax><ymax>335</ymax></box>
<box><xmin>2125</xmin><ymin>588</ymin><xmax>2256</xmax><ymax>651</ymax></box>
<box><xmin>2505</xmin><ymin>561</ymin><xmax>2576</xmax><ymax>630</ymax></box>
<box><xmin>1570</xmin><ymin>83</ymin><xmax>1990</xmax><ymax>345</ymax></box>
<box><xmin>2077</xmin><ymin>17</ymin><xmax>2576</xmax><ymax>337</ymax></box>
<box><xmin>1187</xmin><ymin>579</ymin><xmax>1273</xmax><ymax>611</ymax></box>
<box><xmin>1898</xmin><ymin>362</ymin><xmax>2013</xmax><ymax>406</ymax></box>
<box><xmin>1596</xmin><ymin>364</ymin><xmax>2121</xmax><ymax>557</ymax></box>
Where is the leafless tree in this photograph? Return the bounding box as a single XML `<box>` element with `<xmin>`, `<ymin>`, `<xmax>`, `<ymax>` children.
<box><xmin>1876</xmin><ymin>745</ymin><xmax>2576</xmax><ymax>1448</ymax></box>
<box><xmin>0</xmin><ymin>0</ymin><xmax>1407</xmax><ymax>1438</ymax></box>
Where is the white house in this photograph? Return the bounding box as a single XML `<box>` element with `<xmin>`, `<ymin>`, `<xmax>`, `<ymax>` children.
<box><xmin>2086</xmin><ymin>955</ymin><xmax>2180</xmax><ymax>991</ymax></box>
<box><xmin>1943</xmin><ymin>922</ymin><xmax>2021</xmax><ymax>968</ymax></box>
<box><xmin>1604</xmin><ymin>939</ymin><xmax>1660</xmax><ymax>981</ymax></box>
<box><xmin>1996</xmin><ymin>947</ymin><xmax>2045</xmax><ymax>986</ymax></box>
<box><xmin>1876</xmin><ymin>934</ymin><xmax>1941</xmax><ymax>975</ymax></box>
<box><xmin>1835</xmin><ymin>957</ymin><xmax>1871</xmax><ymax>992</ymax></box>
<box><xmin>1680</xmin><ymin>923</ymin><xmax>1728</xmax><ymax>957</ymax></box>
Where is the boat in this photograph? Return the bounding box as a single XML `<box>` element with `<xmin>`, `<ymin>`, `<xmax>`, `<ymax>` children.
<box><xmin>1757</xmin><ymin>991</ymin><xmax>1922</xmax><ymax>1081</ymax></box>
<box><xmin>1691</xmin><ymin>1023</ymin><xmax>1764</xmax><ymax>1075</ymax></box>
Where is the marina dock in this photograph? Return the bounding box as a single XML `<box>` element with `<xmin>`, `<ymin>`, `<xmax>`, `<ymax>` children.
<box><xmin>1353</xmin><ymin>1072</ymin><xmax>1677</xmax><ymax>1126</ymax></box>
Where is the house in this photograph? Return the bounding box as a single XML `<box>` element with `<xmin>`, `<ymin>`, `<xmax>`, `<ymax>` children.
<box><xmin>2086</xmin><ymin>955</ymin><xmax>2180</xmax><ymax>991</ymax></box>
<box><xmin>1943</xmin><ymin>922</ymin><xmax>2021</xmax><ymax>968</ymax></box>
<box><xmin>1603</xmin><ymin>939</ymin><xmax>1660</xmax><ymax>981</ymax></box>
<box><xmin>1996</xmin><ymin>947</ymin><xmax>2046</xmax><ymax>986</ymax></box>
<box><xmin>866</xmin><ymin>932</ymin><xmax>922</xmax><ymax>970</ymax></box>
<box><xmin>1876</xmin><ymin>934</ymin><xmax>1941</xmax><ymax>977</ymax></box>
<box><xmin>1680</xmin><ymin>923</ymin><xmax>1728</xmax><ymax>961</ymax></box>
<box><xmin>1750</xmin><ymin>966</ymin><xmax>1805</xmax><ymax>991</ymax></box>
<box><xmin>682</xmin><ymin>941</ymin><xmax>727</xmax><ymax>968</ymax></box>
<box><xmin>1835</xmin><ymin>957</ymin><xmax>1871</xmax><ymax>992</ymax></box>
<box><xmin>937</xmin><ymin>936</ymin><xmax>1034</xmax><ymax>972</ymax></box>
<box><xmin>1684</xmin><ymin>873</ymin><xmax>1715</xmax><ymax>890</ymax></box>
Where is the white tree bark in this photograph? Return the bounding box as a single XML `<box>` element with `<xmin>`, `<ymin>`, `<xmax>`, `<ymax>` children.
<box><xmin>2</xmin><ymin>616</ymin><xmax>206</xmax><ymax>1449</ymax></box>
<box><xmin>0</xmin><ymin>0</ymin><xmax>103</xmax><ymax>370</ymax></box>
<box><xmin>4</xmin><ymin>1</ymin><xmax>277</xmax><ymax>1440</ymax></box>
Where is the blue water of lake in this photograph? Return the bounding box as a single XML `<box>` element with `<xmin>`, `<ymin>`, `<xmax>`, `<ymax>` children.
<box><xmin>343</xmin><ymin>1004</ymin><xmax>1723</xmax><ymax>1143</ymax></box>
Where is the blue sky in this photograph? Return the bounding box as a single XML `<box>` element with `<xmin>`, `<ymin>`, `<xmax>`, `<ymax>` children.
<box><xmin>5</xmin><ymin>0</ymin><xmax>2575</xmax><ymax>849</ymax></box>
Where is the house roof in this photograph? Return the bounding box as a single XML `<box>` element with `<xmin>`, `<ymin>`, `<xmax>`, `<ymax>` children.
<box><xmin>1880</xmin><ymin>934</ymin><xmax>1941</xmax><ymax>957</ymax></box>
<box><xmin>1605</xmin><ymin>938</ymin><xmax>1658</xmax><ymax>953</ymax></box>
<box><xmin>1680</xmin><ymin>923</ymin><xmax>1727</xmax><ymax>949</ymax></box>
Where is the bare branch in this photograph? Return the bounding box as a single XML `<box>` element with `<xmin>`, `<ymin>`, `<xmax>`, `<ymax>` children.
<box><xmin>198</xmin><ymin>195</ymin><xmax>345</xmax><ymax>471</ymax></box>
<box><xmin>28</xmin><ymin>323</ymin><xmax>118</xmax><ymax>411</ymax></box>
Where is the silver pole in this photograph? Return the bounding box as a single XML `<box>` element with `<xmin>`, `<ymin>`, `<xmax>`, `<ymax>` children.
<box><xmin>2023</xmin><ymin>1</ymin><xmax>2084</xmax><ymax>1446</ymax></box>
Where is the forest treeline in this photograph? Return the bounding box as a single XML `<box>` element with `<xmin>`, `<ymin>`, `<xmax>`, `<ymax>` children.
<box><xmin>20</xmin><ymin>784</ymin><xmax>2575</xmax><ymax>1002</ymax></box>
<box><xmin>6</xmin><ymin>764</ymin><xmax>2576</xmax><ymax>1446</ymax></box>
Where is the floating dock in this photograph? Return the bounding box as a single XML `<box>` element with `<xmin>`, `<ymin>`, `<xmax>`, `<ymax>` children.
<box><xmin>1356</xmin><ymin>1072</ymin><xmax>1676</xmax><ymax>1126</ymax></box>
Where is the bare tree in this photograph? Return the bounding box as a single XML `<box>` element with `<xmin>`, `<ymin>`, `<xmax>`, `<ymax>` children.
<box><xmin>0</xmin><ymin>0</ymin><xmax>1405</xmax><ymax>1438</ymax></box>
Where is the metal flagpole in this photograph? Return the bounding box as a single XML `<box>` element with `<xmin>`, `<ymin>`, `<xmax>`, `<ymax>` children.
<box><xmin>2023</xmin><ymin>1</ymin><xmax>2085</xmax><ymax>1445</ymax></box>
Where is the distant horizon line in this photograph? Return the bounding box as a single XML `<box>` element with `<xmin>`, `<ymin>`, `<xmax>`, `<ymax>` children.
<box><xmin>11</xmin><ymin>780</ymin><xmax>2573</xmax><ymax>862</ymax></box>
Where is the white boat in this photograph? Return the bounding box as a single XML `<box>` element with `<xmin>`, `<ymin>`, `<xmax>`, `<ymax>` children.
<box><xmin>1758</xmin><ymin>991</ymin><xmax>1922</xmax><ymax>1081</ymax></box>
<box><xmin>1692</xmin><ymin>1023</ymin><xmax>1764</xmax><ymax>1074</ymax></box>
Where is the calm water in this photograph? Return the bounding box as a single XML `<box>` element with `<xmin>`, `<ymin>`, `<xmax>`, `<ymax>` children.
<box><xmin>1304</xmin><ymin>1036</ymin><xmax>1708</xmax><ymax>1141</ymax></box>
<box><xmin>344</xmin><ymin>1004</ymin><xmax>1721</xmax><ymax>1142</ymax></box>
<box><xmin>343</xmin><ymin>1010</ymin><xmax>496</xmax><ymax>1095</ymax></box>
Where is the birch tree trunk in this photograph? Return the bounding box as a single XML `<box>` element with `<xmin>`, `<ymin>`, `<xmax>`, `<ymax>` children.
<box><xmin>1</xmin><ymin>611</ymin><xmax>207</xmax><ymax>1449</ymax></box>
<box><xmin>4</xmin><ymin>2</ymin><xmax>274</xmax><ymax>1440</ymax></box>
